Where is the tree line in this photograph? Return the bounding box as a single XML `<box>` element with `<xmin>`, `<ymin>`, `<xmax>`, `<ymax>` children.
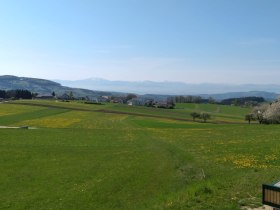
<box><xmin>172</xmin><ymin>95</ymin><xmax>264</xmax><ymax>107</ymax></box>
<box><xmin>172</xmin><ymin>96</ymin><xmax>210</xmax><ymax>104</ymax></box>
<box><xmin>0</xmin><ymin>89</ymin><xmax>33</xmax><ymax>99</ymax></box>
<box><xmin>221</xmin><ymin>97</ymin><xmax>265</xmax><ymax>106</ymax></box>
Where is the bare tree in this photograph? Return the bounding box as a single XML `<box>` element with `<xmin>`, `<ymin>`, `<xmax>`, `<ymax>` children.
<box><xmin>200</xmin><ymin>113</ymin><xmax>211</xmax><ymax>123</ymax></box>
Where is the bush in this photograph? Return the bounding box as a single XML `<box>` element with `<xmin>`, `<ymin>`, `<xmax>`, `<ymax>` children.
<box><xmin>252</xmin><ymin>100</ymin><xmax>280</xmax><ymax>124</ymax></box>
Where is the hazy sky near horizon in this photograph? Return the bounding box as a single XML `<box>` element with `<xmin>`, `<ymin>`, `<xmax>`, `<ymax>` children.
<box><xmin>0</xmin><ymin>0</ymin><xmax>280</xmax><ymax>84</ymax></box>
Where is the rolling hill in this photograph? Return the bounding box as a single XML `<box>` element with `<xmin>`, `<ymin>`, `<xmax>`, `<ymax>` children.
<box><xmin>0</xmin><ymin>75</ymin><xmax>122</xmax><ymax>98</ymax></box>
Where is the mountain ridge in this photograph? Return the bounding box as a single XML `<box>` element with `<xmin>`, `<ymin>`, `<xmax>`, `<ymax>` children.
<box><xmin>55</xmin><ymin>78</ymin><xmax>280</xmax><ymax>95</ymax></box>
<box><xmin>0</xmin><ymin>75</ymin><xmax>279</xmax><ymax>101</ymax></box>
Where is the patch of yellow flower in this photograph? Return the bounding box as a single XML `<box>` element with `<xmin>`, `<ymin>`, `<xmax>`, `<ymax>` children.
<box><xmin>78</xmin><ymin>114</ymin><xmax>129</xmax><ymax>129</ymax></box>
<box><xmin>265</xmin><ymin>154</ymin><xmax>277</xmax><ymax>161</ymax></box>
<box><xmin>232</xmin><ymin>156</ymin><xmax>258</xmax><ymax>168</ymax></box>
<box><xmin>0</xmin><ymin>104</ymin><xmax>42</xmax><ymax>116</ymax></box>
<box><xmin>16</xmin><ymin>117</ymin><xmax>81</xmax><ymax>128</ymax></box>
<box><xmin>217</xmin><ymin>154</ymin><xmax>271</xmax><ymax>169</ymax></box>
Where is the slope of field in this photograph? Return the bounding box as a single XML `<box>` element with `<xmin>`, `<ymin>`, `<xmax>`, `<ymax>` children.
<box><xmin>1</xmin><ymin>101</ymin><xmax>279</xmax><ymax>210</ymax></box>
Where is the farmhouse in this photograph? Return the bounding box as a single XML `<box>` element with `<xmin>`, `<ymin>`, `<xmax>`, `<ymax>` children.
<box><xmin>110</xmin><ymin>98</ymin><xmax>124</xmax><ymax>104</ymax></box>
<box><xmin>127</xmin><ymin>98</ymin><xmax>146</xmax><ymax>106</ymax></box>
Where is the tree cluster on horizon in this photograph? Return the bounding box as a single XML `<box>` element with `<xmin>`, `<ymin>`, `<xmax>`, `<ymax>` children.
<box><xmin>0</xmin><ymin>89</ymin><xmax>33</xmax><ymax>99</ymax></box>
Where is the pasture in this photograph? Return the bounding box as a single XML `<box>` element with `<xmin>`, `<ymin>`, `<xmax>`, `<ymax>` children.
<box><xmin>1</xmin><ymin>100</ymin><xmax>280</xmax><ymax>209</ymax></box>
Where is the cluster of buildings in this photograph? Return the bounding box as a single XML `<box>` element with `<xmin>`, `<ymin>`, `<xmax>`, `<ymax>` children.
<box><xmin>34</xmin><ymin>92</ymin><xmax>175</xmax><ymax>109</ymax></box>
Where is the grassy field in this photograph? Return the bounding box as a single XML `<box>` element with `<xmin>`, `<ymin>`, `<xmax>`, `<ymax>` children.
<box><xmin>1</xmin><ymin>100</ymin><xmax>279</xmax><ymax>209</ymax></box>
<box><xmin>13</xmin><ymin>100</ymin><xmax>251</xmax><ymax>123</ymax></box>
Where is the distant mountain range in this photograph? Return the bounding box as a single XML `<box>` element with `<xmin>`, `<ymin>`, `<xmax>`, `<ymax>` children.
<box><xmin>56</xmin><ymin>78</ymin><xmax>280</xmax><ymax>95</ymax></box>
<box><xmin>0</xmin><ymin>75</ymin><xmax>279</xmax><ymax>101</ymax></box>
<box><xmin>55</xmin><ymin>78</ymin><xmax>280</xmax><ymax>100</ymax></box>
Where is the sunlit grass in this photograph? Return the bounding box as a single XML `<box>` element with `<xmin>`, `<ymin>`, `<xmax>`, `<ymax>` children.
<box><xmin>0</xmin><ymin>101</ymin><xmax>279</xmax><ymax>209</ymax></box>
<box><xmin>0</xmin><ymin>103</ymin><xmax>44</xmax><ymax>117</ymax></box>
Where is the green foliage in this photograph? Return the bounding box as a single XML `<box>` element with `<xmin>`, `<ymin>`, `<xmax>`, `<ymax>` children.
<box><xmin>0</xmin><ymin>89</ymin><xmax>33</xmax><ymax>99</ymax></box>
<box><xmin>68</xmin><ymin>91</ymin><xmax>74</xmax><ymax>100</ymax></box>
<box><xmin>0</xmin><ymin>90</ymin><xmax>6</xmax><ymax>98</ymax></box>
<box><xmin>190</xmin><ymin>112</ymin><xmax>200</xmax><ymax>121</ymax></box>
<box><xmin>245</xmin><ymin>114</ymin><xmax>255</xmax><ymax>124</ymax></box>
<box><xmin>221</xmin><ymin>97</ymin><xmax>265</xmax><ymax>106</ymax></box>
<box><xmin>125</xmin><ymin>93</ymin><xmax>137</xmax><ymax>101</ymax></box>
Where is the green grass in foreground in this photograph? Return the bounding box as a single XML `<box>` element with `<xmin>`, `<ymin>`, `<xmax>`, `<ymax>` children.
<box><xmin>0</xmin><ymin>101</ymin><xmax>279</xmax><ymax>210</ymax></box>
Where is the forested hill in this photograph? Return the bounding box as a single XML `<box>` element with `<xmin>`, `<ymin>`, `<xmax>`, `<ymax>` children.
<box><xmin>0</xmin><ymin>75</ymin><xmax>118</xmax><ymax>98</ymax></box>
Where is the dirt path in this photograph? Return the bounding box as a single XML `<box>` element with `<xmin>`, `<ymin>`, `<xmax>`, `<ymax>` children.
<box><xmin>0</xmin><ymin>126</ymin><xmax>37</xmax><ymax>129</ymax></box>
<box><xmin>243</xmin><ymin>205</ymin><xmax>272</xmax><ymax>210</ymax></box>
<box><xmin>0</xmin><ymin>126</ymin><xmax>20</xmax><ymax>129</ymax></box>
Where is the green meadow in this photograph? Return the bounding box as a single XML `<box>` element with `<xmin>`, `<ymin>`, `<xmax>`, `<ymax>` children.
<box><xmin>1</xmin><ymin>100</ymin><xmax>280</xmax><ymax>209</ymax></box>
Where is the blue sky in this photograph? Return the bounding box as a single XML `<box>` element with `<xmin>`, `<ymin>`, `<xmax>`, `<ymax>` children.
<box><xmin>0</xmin><ymin>0</ymin><xmax>279</xmax><ymax>84</ymax></box>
